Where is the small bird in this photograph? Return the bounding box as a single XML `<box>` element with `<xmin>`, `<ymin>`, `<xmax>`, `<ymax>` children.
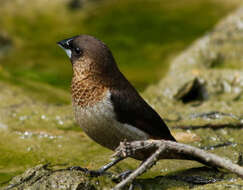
<box><xmin>57</xmin><ymin>35</ymin><xmax>179</xmax><ymax>173</ymax></box>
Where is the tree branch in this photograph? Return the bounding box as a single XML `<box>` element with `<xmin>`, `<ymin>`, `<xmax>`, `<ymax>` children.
<box><xmin>113</xmin><ymin>140</ymin><xmax>243</xmax><ymax>190</ymax></box>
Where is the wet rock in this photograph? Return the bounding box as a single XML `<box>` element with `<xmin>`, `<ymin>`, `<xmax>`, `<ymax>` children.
<box><xmin>5</xmin><ymin>164</ymin><xmax>96</xmax><ymax>190</ymax></box>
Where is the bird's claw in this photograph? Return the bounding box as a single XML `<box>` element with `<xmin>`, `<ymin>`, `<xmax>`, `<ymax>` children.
<box><xmin>112</xmin><ymin>170</ymin><xmax>133</xmax><ymax>182</ymax></box>
<box><xmin>88</xmin><ymin>169</ymin><xmax>106</xmax><ymax>177</ymax></box>
<box><xmin>67</xmin><ymin>166</ymin><xmax>88</xmax><ymax>172</ymax></box>
<box><xmin>67</xmin><ymin>166</ymin><xmax>111</xmax><ymax>177</ymax></box>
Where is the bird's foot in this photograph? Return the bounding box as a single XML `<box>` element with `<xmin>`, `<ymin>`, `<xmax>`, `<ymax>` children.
<box><xmin>67</xmin><ymin>166</ymin><xmax>88</xmax><ymax>172</ymax></box>
<box><xmin>112</xmin><ymin>170</ymin><xmax>133</xmax><ymax>182</ymax></box>
<box><xmin>87</xmin><ymin>169</ymin><xmax>112</xmax><ymax>177</ymax></box>
<box><xmin>67</xmin><ymin>166</ymin><xmax>111</xmax><ymax>177</ymax></box>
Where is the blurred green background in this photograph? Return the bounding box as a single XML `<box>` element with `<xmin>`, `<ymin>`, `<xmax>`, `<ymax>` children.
<box><xmin>0</xmin><ymin>0</ymin><xmax>240</xmax><ymax>91</ymax></box>
<box><xmin>0</xmin><ymin>0</ymin><xmax>242</xmax><ymax>187</ymax></box>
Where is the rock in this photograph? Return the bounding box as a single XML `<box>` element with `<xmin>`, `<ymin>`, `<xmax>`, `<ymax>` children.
<box><xmin>5</xmin><ymin>164</ymin><xmax>96</xmax><ymax>190</ymax></box>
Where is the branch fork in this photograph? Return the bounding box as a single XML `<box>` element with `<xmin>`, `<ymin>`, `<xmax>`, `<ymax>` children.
<box><xmin>112</xmin><ymin>140</ymin><xmax>243</xmax><ymax>190</ymax></box>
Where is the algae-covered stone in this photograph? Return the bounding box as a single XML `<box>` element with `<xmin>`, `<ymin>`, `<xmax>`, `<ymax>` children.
<box><xmin>5</xmin><ymin>164</ymin><xmax>96</xmax><ymax>190</ymax></box>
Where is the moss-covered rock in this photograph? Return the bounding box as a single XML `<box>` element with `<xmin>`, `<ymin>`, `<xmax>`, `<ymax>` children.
<box><xmin>5</xmin><ymin>164</ymin><xmax>97</xmax><ymax>190</ymax></box>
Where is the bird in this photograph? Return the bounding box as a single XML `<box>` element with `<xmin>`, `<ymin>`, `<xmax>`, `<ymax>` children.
<box><xmin>57</xmin><ymin>35</ymin><xmax>186</xmax><ymax>175</ymax></box>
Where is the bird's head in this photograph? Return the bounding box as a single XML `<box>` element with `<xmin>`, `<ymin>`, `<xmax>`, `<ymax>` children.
<box><xmin>57</xmin><ymin>35</ymin><xmax>117</xmax><ymax>75</ymax></box>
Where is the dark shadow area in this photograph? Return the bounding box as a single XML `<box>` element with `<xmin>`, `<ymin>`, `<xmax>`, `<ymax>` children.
<box><xmin>174</xmin><ymin>78</ymin><xmax>208</xmax><ymax>103</ymax></box>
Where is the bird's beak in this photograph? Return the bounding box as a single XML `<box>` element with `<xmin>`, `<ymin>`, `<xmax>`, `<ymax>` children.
<box><xmin>57</xmin><ymin>37</ymin><xmax>73</xmax><ymax>58</ymax></box>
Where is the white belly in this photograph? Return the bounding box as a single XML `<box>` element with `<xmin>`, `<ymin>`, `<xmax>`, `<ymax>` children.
<box><xmin>73</xmin><ymin>91</ymin><xmax>149</xmax><ymax>150</ymax></box>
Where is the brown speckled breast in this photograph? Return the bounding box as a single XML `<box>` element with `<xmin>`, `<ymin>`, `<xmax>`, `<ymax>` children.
<box><xmin>71</xmin><ymin>78</ymin><xmax>107</xmax><ymax>107</ymax></box>
<box><xmin>71</xmin><ymin>58</ymin><xmax>108</xmax><ymax>107</ymax></box>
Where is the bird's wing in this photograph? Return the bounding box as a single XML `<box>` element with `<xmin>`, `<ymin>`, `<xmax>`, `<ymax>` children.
<box><xmin>110</xmin><ymin>86</ymin><xmax>176</xmax><ymax>141</ymax></box>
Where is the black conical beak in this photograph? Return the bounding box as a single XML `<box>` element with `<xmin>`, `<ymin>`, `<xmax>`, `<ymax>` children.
<box><xmin>57</xmin><ymin>37</ymin><xmax>73</xmax><ymax>58</ymax></box>
<box><xmin>57</xmin><ymin>37</ymin><xmax>73</xmax><ymax>49</ymax></box>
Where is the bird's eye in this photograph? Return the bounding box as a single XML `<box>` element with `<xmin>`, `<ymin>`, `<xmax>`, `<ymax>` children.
<box><xmin>74</xmin><ymin>47</ymin><xmax>82</xmax><ymax>55</ymax></box>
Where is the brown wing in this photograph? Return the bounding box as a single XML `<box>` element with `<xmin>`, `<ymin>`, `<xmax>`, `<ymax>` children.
<box><xmin>110</xmin><ymin>84</ymin><xmax>176</xmax><ymax>141</ymax></box>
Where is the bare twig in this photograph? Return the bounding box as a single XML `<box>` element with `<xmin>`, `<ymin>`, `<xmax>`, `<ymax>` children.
<box><xmin>112</xmin><ymin>145</ymin><xmax>166</xmax><ymax>190</ymax></box>
<box><xmin>113</xmin><ymin>140</ymin><xmax>243</xmax><ymax>189</ymax></box>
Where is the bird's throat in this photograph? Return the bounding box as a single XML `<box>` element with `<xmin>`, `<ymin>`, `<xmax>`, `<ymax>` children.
<box><xmin>71</xmin><ymin>74</ymin><xmax>107</xmax><ymax>107</ymax></box>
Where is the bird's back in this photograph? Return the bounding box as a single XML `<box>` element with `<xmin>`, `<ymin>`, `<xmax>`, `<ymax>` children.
<box><xmin>109</xmin><ymin>71</ymin><xmax>176</xmax><ymax>142</ymax></box>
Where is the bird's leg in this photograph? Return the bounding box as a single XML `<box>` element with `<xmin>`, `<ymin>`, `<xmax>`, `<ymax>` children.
<box><xmin>112</xmin><ymin>160</ymin><xmax>145</xmax><ymax>182</ymax></box>
<box><xmin>88</xmin><ymin>157</ymin><xmax>125</xmax><ymax>176</ymax></box>
<box><xmin>112</xmin><ymin>170</ymin><xmax>133</xmax><ymax>182</ymax></box>
<box><xmin>99</xmin><ymin>157</ymin><xmax>125</xmax><ymax>172</ymax></box>
<box><xmin>68</xmin><ymin>157</ymin><xmax>125</xmax><ymax>177</ymax></box>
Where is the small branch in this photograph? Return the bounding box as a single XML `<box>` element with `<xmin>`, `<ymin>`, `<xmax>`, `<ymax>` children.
<box><xmin>164</xmin><ymin>141</ymin><xmax>243</xmax><ymax>177</ymax></box>
<box><xmin>112</xmin><ymin>145</ymin><xmax>166</xmax><ymax>190</ymax></box>
<box><xmin>113</xmin><ymin>140</ymin><xmax>243</xmax><ymax>189</ymax></box>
